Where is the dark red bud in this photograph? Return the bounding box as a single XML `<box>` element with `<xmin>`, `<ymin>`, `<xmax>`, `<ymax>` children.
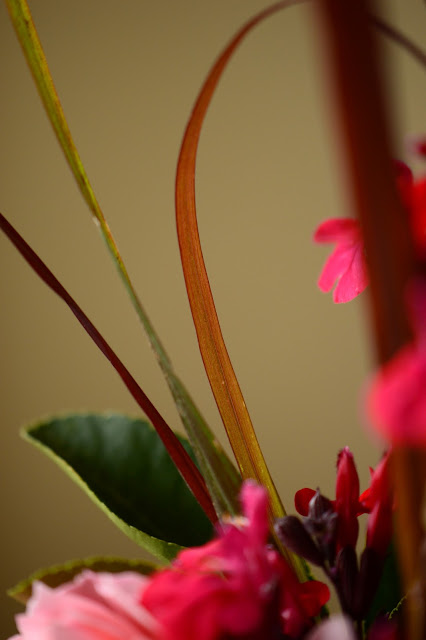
<box><xmin>275</xmin><ymin>516</ymin><xmax>324</xmax><ymax>566</ymax></box>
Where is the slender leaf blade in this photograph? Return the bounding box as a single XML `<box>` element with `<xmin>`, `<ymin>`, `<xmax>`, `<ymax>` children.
<box><xmin>175</xmin><ymin>0</ymin><xmax>307</xmax><ymax>579</ymax></box>
<box><xmin>5</xmin><ymin>0</ymin><xmax>240</xmax><ymax>518</ymax></box>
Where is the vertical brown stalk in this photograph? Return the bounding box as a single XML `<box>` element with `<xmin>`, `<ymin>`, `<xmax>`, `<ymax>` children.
<box><xmin>316</xmin><ymin>0</ymin><xmax>425</xmax><ymax>636</ymax></box>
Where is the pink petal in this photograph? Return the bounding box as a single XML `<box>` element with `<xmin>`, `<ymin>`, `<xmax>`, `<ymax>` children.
<box><xmin>313</xmin><ymin>218</ymin><xmax>360</xmax><ymax>244</ymax></box>
<box><xmin>318</xmin><ymin>244</ymin><xmax>357</xmax><ymax>293</ymax></box>
<box><xmin>406</xmin><ymin>134</ymin><xmax>426</xmax><ymax>160</ymax></box>
<box><xmin>333</xmin><ymin>244</ymin><xmax>368</xmax><ymax>303</ymax></box>
<box><xmin>240</xmin><ymin>480</ymin><xmax>269</xmax><ymax>545</ymax></box>
<box><xmin>305</xmin><ymin>615</ymin><xmax>356</xmax><ymax>640</ymax></box>
<box><xmin>367</xmin><ymin>345</ymin><xmax>426</xmax><ymax>446</ymax></box>
<box><xmin>13</xmin><ymin>571</ymin><xmax>157</xmax><ymax>640</ymax></box>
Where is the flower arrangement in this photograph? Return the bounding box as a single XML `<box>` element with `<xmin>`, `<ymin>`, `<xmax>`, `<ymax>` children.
<box><xmin>2</xmin><ymin>1</ymin><xmax>426</xmax><ymax>639</ymax></box>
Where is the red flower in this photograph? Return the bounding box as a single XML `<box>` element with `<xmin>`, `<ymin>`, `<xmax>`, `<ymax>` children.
<box><xmin>407</xmin><ymin>134</ymin><xmax>426</xmax><ymax>160</ymax></box>
<box><xmin>313</xmin><ymin>218</ymin><xmax>368</xmax><ymax>303</ymax></box>
<box><xmin>295</xmin><ymin>450</ymin><xmax>393</xmax><ymax>555</ymax></box>
<box><xmin>142</xmin><ymin>481</ymin><xmax>329</xmax><ymax>640</ymax></box>
<box><xmin>295</xmin><ymin>448</ymin><xmax>362</xmax><ymax>551</ymax></box>
<box><xmin>359</xmin><ymin>454</ymin><xmax>393</xmax><ymax>556</ymax></box>
<box><xmin>334</xmin><ymin>447</ymin><xmax>360</xmax><ymax>549</ymax></box>
<box><xmin>367</xmin><ymin>344</ymin><xmax>426</xmax><ymax>446</ymax></box>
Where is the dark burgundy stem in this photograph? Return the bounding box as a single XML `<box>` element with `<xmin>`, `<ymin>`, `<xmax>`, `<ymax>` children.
<box><xmin>0</xmin><ymin>210</ymin><xmax>217</xmax><ymax>524</ymax></box>
<box><xmin>316</xmin><ymin>0</ymin><xmax>425</xmax><ymax>636</ymax></box>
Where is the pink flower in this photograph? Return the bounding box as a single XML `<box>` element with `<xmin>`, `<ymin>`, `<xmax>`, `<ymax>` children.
<box><xmin>142</xmin><ymin>481</ymin><xmax>329</xmax><ymax>640</ymax></box>
<box><xmin>305</xmin><ymin>615</ymin><xmax>397</xmax><ymax>640</ymax></box>
<box><xmin>295</xmin><ymin>449</ymin><xmax>393</xmax><ymax>554</ymax></box>
<box><xmin>10</xmin><ymin>570</ymin><xmax>159</xmax><ymax>640</ymax></box>
<box><xmin>313</xmin><ymin>218</ymin><xmax>368</xmax><ymax>303</ymax></box>
<box><xmin>306</xmin><ymin>615</ymin><xmax>356</xmax><ymax>640</ymax></box>
<box><xmin>367</xmin><ymin>280</ymin><xmax>426</xmax><ymax>446</ymax></box>
<box><xmin>295</xmin><ymin>447</ymin><xmax>363</xmax><ymax>551</ymax></box>
<box><xmin>313</xmin><ymin>156</ymin><xmax>426</xmax><ymax>303</ymax></box>
<box><xmin>334</xmin><ymin>447</ymin><xmax>360</xmax><ymax>549</ymax></box>
<box><xmin>406</xmin><ymin>134</ymin><xmax>426</xmax><ymax>160</ymax></box>
<box><xmin>367</xmin><ymin>343</ymin><xmax>426</xmax><ymax>446</ymax></box>
<box><xmin>359</xmin><ymin>454</ymin><xmax>393</xmax><ymax>555</ymax></box>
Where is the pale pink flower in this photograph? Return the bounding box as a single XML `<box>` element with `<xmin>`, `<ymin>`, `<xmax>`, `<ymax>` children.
<box><xmin>306</xmin><ymin>615</ymin><xmax>356</xmax><ymax>640</ymax></box>
<box><xmin>406</xmin><ymin>134</ymin><xmax>426</xmax><ymax>160</ymax></box>
<box><xmin>313</xmin><ymin>218</ymin><xmax>368</xmax><ymax>303</ymax></box>
<box><xmin>142</xmin><ymin>481</ymin><xmax>329</xmax><ymax>640</ymax></box>
<box><xmin>306</xmin><ymin>615</ymin><xmax>397</xmax><ymax>640</ymax></box>
<box><xmin>10</xmin><ymin>570</ymin><xmax>160</xmax><ymax>640</ymax></box>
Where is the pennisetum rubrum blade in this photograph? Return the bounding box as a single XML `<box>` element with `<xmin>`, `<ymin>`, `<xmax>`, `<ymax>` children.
<box><xmin>175</xmin><ymin>0</ymin><xmax>308</xmax><ymax>580</ymax></box>
<box><xmin>316</xmin><ymin>1</ymin><xmax>426</xmax><ymax>636</ymax></box>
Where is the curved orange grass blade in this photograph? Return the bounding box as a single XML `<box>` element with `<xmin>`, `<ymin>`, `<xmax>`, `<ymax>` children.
<box><xmin>175</xmin><ymin>0</ymin><xmax>307</xmax><ymax>578</ymax></box>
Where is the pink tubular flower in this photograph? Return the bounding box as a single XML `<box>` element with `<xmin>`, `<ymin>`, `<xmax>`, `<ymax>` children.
<box><xmin>334</xmin><ymin>447</ymin><xmax>360</xmax><ymax>549</ymax></box>
<box><xmin>306</xmin><ymin>615</ymin><xmax>356</xmax><ymax>640</ymax></box>
<box><xmin>142</xmin><ymin>481</ymin><xmax>329</xmax><ymax>640</ymax></box>
<box><xmin>295</xmin><ymin>447</ymin><xmax>363</xmax><ymax>551</ymax></box>
<box><xmin>295</xmin><ymin>450</ymin><xmax>393</xmax><ymax>555</ymax></box>
<box><xmin>10</xmin><ymin>570</ymin><xmax>159</xmax><ymax>640</ymax></box>
<box><xmin>313</xmin><ymin>218</ymin><xmax>368</xmax><ymax>303</ymax></box>
<box><xmin>313</xmin><ymin>153</ymin><xmax>426</xmax><ymax>303</ymax></box>
<box><xmin>359</xmin><ymin>454</ymin><xmax>393</xmax><ymax>556</ymax></box>
<box><xmin>406</xmin><ymin>134</ymin><xmax>426</xmax><ymax>160</ymax></box>
<box><xmin>367</xmin><ymin>279</ymin><xmax>426</xmax><ymax>446</ymax></box>
<box><xmin>367</xmin><ymin>343</ymin><xmax>426</xmax><ymax>446</ymax></box>
<box><xmin>305</xmin><ymin>615</ymin><xmax>397</xmax><ymax>640</ymax></box>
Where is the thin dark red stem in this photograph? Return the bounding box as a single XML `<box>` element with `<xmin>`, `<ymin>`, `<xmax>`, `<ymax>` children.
<box><xmin>371</xmin><ymin>14</ymin><xmax>426</xmax><ymax>70</ymax></box>
<box><xmin>0</xmin><ymin>210</ymin><xmax>217</xmax><ymax>524</ymax></box>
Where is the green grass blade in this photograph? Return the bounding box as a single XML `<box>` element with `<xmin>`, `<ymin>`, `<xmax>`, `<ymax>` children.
<box><xmin>5</xmin><ymin>0</ymin><xmax>240</xmax><ymax>517</ymax></box>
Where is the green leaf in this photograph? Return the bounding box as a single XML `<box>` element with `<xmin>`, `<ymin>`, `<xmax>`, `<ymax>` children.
<box><xmin>8</xmin><ymin>556</ymin><xmax>158</xmax><ymax>605</ymax></box>
<box><xmin>24</xmin><ymin>413</ymin><xmax>214</xmax><ymax>562</ymax></box>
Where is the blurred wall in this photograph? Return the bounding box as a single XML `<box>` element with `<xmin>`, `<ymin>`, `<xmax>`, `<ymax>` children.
<box><xmin>0</xmin><ymin>0</ymin><xmax>425</xmax><ymax>635</ymax></box>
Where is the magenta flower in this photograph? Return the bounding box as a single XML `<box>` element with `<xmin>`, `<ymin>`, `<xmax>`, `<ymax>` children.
<box><xmin>306</xmin><ymin>615</ymin><xmax>397</xmax><ymax>640</ymax></box>
<box><xmin>313</xmin><ymin>218</ymin><xmax>368</xmax><ymax>303</ymax></box>
<box><xmin>367</xmin><ymin>279</ymin><xmax>426</xmax><ymax>446</ymax></box>
<box><xmin>367</xmin><ymin>344</ymin><xmax>426</xmax><ymax>446</ymax></box>
<box><xmin>334</xmin><ymin>447</ymin><xmax>361</xmax><ymax>549</ymax></box>
<box><xmin>295</xmin><ymin>447</ymin><xmax>363</xmax><ymax>550</ymax></box>
<box><xmin>295</xmin><ymin>448</ymin><xmax>393</xmax><ymax>555</ymax></box>
<box><xmin>9</xmin><ymin>570</ymin><xmax>159</xmax><ymax>640</ymax></box>
<box><xmin>359</xmin><ymin>453</ymin><xmax>393</xmax><ymax>556</ymax></box>
<box><xmin>407</xmin><ymin>134</ymin><xmax>426</xmax><ymax>160</ymax></box>
<box><xmin>313</xmin><ymin>156</ymin><xmax>426</xmax><ymax>303</ymax></box>
<box><xmin>142</xmin><ymin>481</ymin><xmax>329</xmax><ymax>640</ymax></box>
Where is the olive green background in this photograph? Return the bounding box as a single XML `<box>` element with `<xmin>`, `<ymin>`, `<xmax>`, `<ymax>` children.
<box><xmin>0</xmin><ymin>0</ymin><xmax>425</xmax><ymax>635</ymax></box>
